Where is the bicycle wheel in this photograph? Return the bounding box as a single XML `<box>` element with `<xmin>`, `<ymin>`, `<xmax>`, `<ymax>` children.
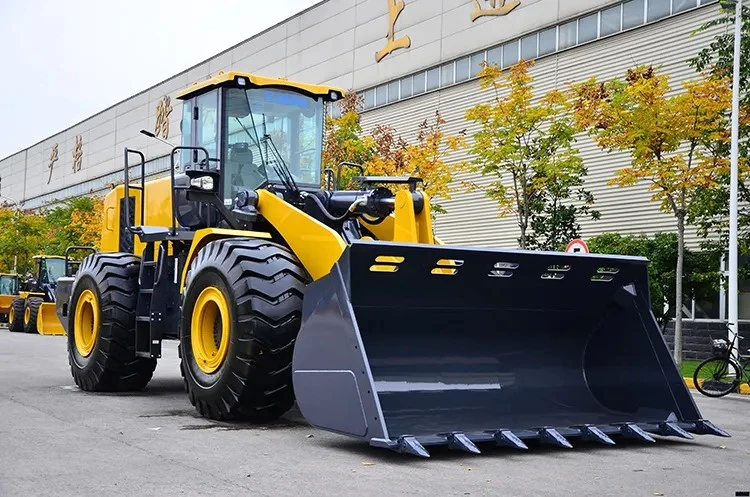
<box><xmin>693</xmin><ymin>357</ymin><xmax>742</xmax><ymax>397</ymax></box>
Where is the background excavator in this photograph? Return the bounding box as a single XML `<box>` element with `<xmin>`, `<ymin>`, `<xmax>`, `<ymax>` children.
<box><xmin>54</xmin><ymin>71</ymin><xmax>729</xmax><ymax>457</ymax></box>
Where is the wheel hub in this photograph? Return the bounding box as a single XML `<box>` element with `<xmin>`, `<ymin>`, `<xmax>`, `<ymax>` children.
<box><xmin>74</xmin><ymin>289</ymin><xmax>99</xmax><ymax>357</ymax></box>
<box><xmin>191</xmin><ymin>286</ymin><xmax>230</xmax><ymax>374</ymax></box>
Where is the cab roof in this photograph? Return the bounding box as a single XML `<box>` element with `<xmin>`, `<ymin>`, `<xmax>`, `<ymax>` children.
<box><xmin>175</xmin><ymin>71</ymin><xmax>345</xmax><ymax>102</ymax></box>
<box><xmin>32</xmin><ymin>255</ymin><xmax>65</xmax><ymax>260</ymax></box>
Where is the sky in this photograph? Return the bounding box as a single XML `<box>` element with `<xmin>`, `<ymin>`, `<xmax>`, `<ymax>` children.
<box><xmin>0</xmin><ymin>0</ymin><xmax>321</xmax><ymax>159</ymax></box>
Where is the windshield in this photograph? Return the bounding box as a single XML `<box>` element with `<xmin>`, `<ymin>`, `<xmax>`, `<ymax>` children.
<box><xmin>43</xmin><ymin>259</ymin><xmax>66</xmax><ymax>284</ymax></box>
<box><xmin>0</xmin><ymin>275</ymin><xmax>17</xmax><ymax>295</ymax></box>
<box><xmin>223</xmin><ymin>87</ymin><xmax>324</xmax><ymax>204</ymax></box>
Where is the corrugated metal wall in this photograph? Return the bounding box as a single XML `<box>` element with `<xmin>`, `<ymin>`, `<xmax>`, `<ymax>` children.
<box><xmin>360</xmin><ymin>4</ymin><xmax>725</xmax><ymax>250</ymax></box>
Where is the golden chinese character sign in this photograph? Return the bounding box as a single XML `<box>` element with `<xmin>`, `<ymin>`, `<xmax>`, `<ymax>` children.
<box><xmin>47</xmin><ymin>143</ymin><xmax>58</xmax><ymax>184</ymax></box>
<box><xmin>471</xmin><ymin>0</ymin><xmax>521</xmax><ymax>22</ymax></box>
<box><xmin>72</xmin><ymin>135</ymin><xmax>83</xmax><ymax>173</ymax></box>
<box><xmin>375</xmin><ymin>0</ymin><xmax>411</xmax><ymax>62</ymax></box>
<box><xmin>155</xmin><ymin>95</ymin><xmax>172</xmax><ymax>139</ymax></box>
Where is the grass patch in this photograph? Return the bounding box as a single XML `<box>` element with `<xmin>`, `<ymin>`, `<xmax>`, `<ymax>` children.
<box><xmin>681</xmin><ymin>359</ymin><xmax>702</xmax><ymax>378</ymax></box>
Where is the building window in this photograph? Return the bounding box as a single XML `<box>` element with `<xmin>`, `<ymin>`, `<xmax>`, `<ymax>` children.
<box><xmin>578</xmin><ymin>13</ymin><xmax>598</xmax><ymax>43</ymax></box>
<box><xmin>673</xmin><ymin>0</ymin><xmax>697</xmax><ymax>13</ymax></box>
<box><xmin>426</xmin><ymin>67</ymin><xmax>439</xmax><ymax>91</ymax></box>
<box><xmin>538</xmin><ymin>26</ymin><xmax>556</xmax><ymax>56</ymax></box>
<box><xmin>558</xmin><ymin>20</ymin><xmax>577</xmax><ymax>49</ymax></box>
<box><xmin>455</xmin><ymin>56</ymin><xmax>470</xmax><ymax>82</ymax></box>
<box><xmin>521</xmin><ymin>33</ymin><xmax>537</xmax><ymax>60</ymax></box>
<box><xmin>470</xmin><ymin>52</ymin><xmax>485</xmax><ymax>77</ymax></box>
<box><xmin>647</xmin><ymin>0</ymin><xmax>670</xmax><ymax>21</ymax></box>
<box><xmin>363</xmin><ymin>88</ymin><xmax>375</xmax><ymax>109</ymax></box>
<box><xmin>400</xmin><ymin>76</ymin><xmax>413</xmax><ymax>98</ymax></box>
<box><xmin>487</xmin><ymin>46</ymin><xmax>502</xmax><ymax>67</ymax></box>
<box><xmin>623</xmin><ymin>0</ymin><xmax>645</xmax><ymax>29</ymax></box>
<box><xmin>600</xmin><ymin>5</ymin><xmax>621</xmax><ymax>36</ymax></box>
<box><xmin>441</xmin><ymin>62</ymin><xmax>455</xmax><ymax>86</ymax></box>
<box><xmin>503</xmin><ymin>40</ymin><xmax>519</xmax><ymax>67</ymax></box>
<box><xmin>387</xmin><ymin>80</ymin><xmax>399</xmax><ymax>103</ymax></box>
<box><xmin>413</xmin><ymin>72</ymin><xmax>425</xmax><ymax>95</ymax></box>
<box><xmin>376</xmin><ymin>84</ymin><xmax>387</xmax><ymax>106</ymax></box>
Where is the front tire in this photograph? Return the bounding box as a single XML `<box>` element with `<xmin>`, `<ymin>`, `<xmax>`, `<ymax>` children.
<box><xmin>67</xmin><ymin>253</ymin><xmax>157</xmax><ymax>391</ymax></box>
<box><xmin>9</xmin><ymin>298</ymin><xmax>25</xmax><ymax>332</ymax></box>
<box><xmin>180</xmin><ymin>238</ymin><xmax>308</xmax><ymax>422</ymax></box>
<box><xmin>23</xmin><ymin>297</ymin><xmax>43</xmax><ymax>334</ymax></box>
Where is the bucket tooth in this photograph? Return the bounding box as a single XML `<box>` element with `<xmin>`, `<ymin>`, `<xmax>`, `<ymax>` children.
<box><xmin>691</xmin><ymin>420</ymin><xmax>731</xmax><ymax>438</ymax></box>
<box><xmin>398</xmin><ymin>436</ymin><xmax>431</xmax><ymax>458</ymax></box>
<box><xmin>617</xmin><ymin>423</ymin><xmax>656</xmax><ymax>443</ymax></box>
<box><xmin>492</xmin><ymin>430</ymin><xmax>529</xmax><ymax>450</ymax></box>
<box><xmin>577</xmin><ymin>425</ymin><xmax>616</xmax><ymax>445</ymax></box>
<box><xmin>659</xmin><ymin>422</ymin><xmax>694</xmax><ymax>440</ymax></box>
<box><xmin>539</xmin><ymin>428</ymin><xmax>573</xmax><ymax>449</ymax></box>
<box><xmin>445</xmin><ymin>433</ymin><xmax>481</xmax><ymax>454</ymax></box>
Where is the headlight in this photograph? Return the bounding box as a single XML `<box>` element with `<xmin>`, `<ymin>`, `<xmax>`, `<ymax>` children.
<box><xmin>191</xmin><ymin>176</ymin><xmax>214</xmax><ymax>190</ymax></box>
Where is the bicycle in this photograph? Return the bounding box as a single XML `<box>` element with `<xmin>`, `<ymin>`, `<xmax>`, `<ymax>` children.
<box><xmin>693</xmin><ymin>325</ymin><xmax>750</xmax><ymax>398</ymax></box>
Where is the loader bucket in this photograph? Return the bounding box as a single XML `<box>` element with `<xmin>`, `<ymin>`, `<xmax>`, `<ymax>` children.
<box><xmin>37</xmin><ymin>302</ymin><xmax>65</xmax><ymax>336</ymax></box>
<box><xmin>292</xmin><ymin>240</ymin><xmax>729</xmax><ymax>457</ymax></box>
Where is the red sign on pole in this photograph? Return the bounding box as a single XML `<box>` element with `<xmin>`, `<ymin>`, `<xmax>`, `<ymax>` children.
<box><xmin>565</xmin><ymin>239</ymin><xmax>589</xmax><ymax>253</ymax></box>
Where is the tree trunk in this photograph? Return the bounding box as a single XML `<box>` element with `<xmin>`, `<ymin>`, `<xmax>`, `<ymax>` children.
<box><xmin>674</xmin><ymin>214</ymin><xmax>686</xmax><ymax>370</ymax></box>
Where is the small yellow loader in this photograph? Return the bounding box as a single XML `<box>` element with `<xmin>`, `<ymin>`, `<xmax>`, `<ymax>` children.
<box><xmin>0</xmin><ymin>273</ymin><xmax>19</xmax><ymax>325</ymax></box>
<box><xmin>10</xmin><ymin>251</ymin><xmax>90</xmax><ymax>335</ymax></box>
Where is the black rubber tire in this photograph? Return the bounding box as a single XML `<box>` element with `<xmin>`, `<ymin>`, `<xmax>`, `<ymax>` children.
<box><xmin>180</xmin><ymin>238</ymin><xmax>308</xmax><ymax>422</ymax></box>
<box><xmin>67</xmin><ymin>253</ymin><xmax>157</xmax><ymax>391</ymax></box>
<box><xmin>9</xmin><ymin>298</ymin><xmax>25</xmax><ymax>332</ymax></box>
<box><xmin>693</xmin><ymin>357</ymin><xmax>741</xmax><ymax>397</ymax></box>
<box><xmin>23</xmin><ymin>297</ymin><xmax>43</xmax><ymax>334</ymax></box>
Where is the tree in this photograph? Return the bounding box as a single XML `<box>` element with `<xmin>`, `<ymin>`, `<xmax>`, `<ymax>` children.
<box><xmin>688</xmin><ymin>3</ymin><xmax>750</xmax><ymax>264</ymax></box>
<box><xmin>571</xmin><ymin>65</ymin><xmax>732</xmax><ymax>367</ymax></box>
<box><xmin>0</xmin><ymin>207</ymin><xmax>46</xmax><ymax>275</ymax></box>
<box><xmin>363</xmin><ymin>111</ymin><xmax>466</xmax><ymax>214</ymax></box>
<box><xmin>42</xmin><ymin>196</ymin><xmax>104</xmax><ymax>255</ymax></box>
<box><xmin>324</xmin><ymin>91</ymin><xmax>465</xmax><ymax>214</ymax></box>
<box><xmin>322</xmin><ymin>91</ymin><xmax>376</xmax><ymax>188</ymax></box>
<box><xmin>587</xmin><ymin>232</ymin><xmax>721</xmax><ymax>330</ymax></box>
<box><xmin>463</xmin><ymin>59</ymin><xmax>597</xmax><ymax>250</ymax></box>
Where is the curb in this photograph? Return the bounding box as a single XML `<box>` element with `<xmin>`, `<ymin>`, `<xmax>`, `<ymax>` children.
<box><xmin>684</xmin><ymin>377</ymin><xmax>750</xmax><ymax>395</ymax></box>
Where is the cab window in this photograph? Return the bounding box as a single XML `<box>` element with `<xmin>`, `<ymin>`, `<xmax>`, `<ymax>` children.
<box><xmin>196</xmin><ymin>90</ymin><xmax>218</xmax><ymax>160</ymax></box>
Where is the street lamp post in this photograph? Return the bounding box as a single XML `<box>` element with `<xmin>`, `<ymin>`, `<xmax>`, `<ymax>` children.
<box><xmin>728</xmin><ymin>0</ymin><xmax>743</xmax><ymax>361</ymax></box>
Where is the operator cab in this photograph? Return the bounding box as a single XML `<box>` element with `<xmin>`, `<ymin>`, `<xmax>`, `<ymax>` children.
<box><xmin>175</xmin><ymin>72</ymin><xmax>344</xmax><ymax>213</ymax></box>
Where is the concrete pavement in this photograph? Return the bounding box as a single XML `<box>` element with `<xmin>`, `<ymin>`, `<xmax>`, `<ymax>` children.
<box><xmin>1</xmin><ymin>331</ymin><xmax>748</xmax><ymax>497</ymax></box>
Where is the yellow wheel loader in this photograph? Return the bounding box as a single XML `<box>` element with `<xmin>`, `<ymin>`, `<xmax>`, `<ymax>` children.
<box><xmin>10</xmin><ymin>252</ymin><xmax>89</xmax><ymax>335</ymax></box>
<box><xmin>54</xmin><ymin>71</ymin><xmax>729</xmax><ymax>457</ymax></box>
<box><xmin>0</xmin><ymin>273</ymin><xmax>19</xmax><ymax>326</ymax></box>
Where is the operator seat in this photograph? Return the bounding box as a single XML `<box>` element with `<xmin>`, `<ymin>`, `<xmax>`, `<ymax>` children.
<box><xmin>228</xmin><ymin>142</ymin><xmax>265</xmax><ymax>194</ymax></box>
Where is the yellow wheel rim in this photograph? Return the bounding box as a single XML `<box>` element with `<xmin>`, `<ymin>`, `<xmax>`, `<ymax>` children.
<box><xmin>9</xmin><ymin>307</ymin><xmax>14</xmax><ymax>323</ymax></box>
<box><xmin>191</xmin><ymin>286</ymin><xmax>231</xmax><ymax>374</ymax></box>
<box><xmin>74</xmin><ymin>289</ymin><xmax>99</xmax><ymax>357</ymax></box>
<box><xmin>24</xmin><ymin>306</ymin><xmax>30</xmax><ymax>324</ymax></box>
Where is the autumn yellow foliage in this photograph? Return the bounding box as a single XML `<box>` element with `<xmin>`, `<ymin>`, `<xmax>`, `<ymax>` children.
<box><xmin>324</xmin><ymin>91</ymin><xmax>466</xmax><ymax>214</ymax></box>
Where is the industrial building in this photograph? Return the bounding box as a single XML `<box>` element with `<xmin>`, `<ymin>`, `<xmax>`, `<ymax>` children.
<box><xmin>0</xmin><ymin>0</ymin><xmax>734</xmax><ymax>321</ymax></box>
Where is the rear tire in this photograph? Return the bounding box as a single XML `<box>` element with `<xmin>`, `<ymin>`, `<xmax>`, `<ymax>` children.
<box><xmin>693</xmin><ymin>357</ymin><xmax>741</xmax><ymax>397</ymax></box>
<box><xmin>67</xmin><ymin>253</ymin><xmax>157</xmax><ymax>391</ymax></box>
<box><xmin>180</xmin><ymin>238</ymin><xmax>308</xmax><ymax>422</ymax></box>
<box><xmin>23</xmin><ymin>297</ymin><xmax>43</xmax><ymax>334</ymax></box>
<box><xmin>9</xmin><ymin>298</ymin><xmax>25</xmax><ymax>332</ymax></box>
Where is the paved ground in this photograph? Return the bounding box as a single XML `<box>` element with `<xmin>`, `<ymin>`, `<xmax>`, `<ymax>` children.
<box><xmin>1</xmin><ymin>331</ymin><xmax>748</xmax><ymax>497</ymax></box>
